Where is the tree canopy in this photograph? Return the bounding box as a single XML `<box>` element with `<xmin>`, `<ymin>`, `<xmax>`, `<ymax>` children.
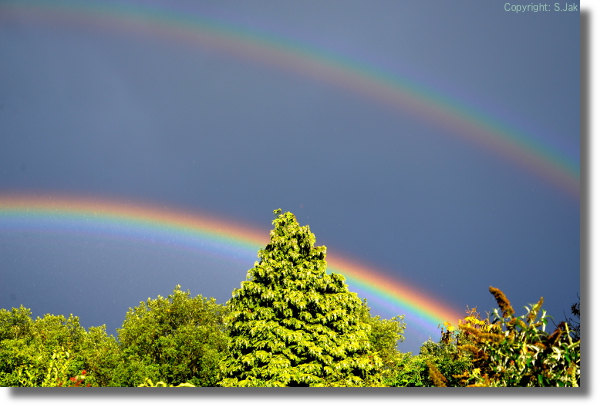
<box><xmin>0</xmin><ymin>210</ymin><xmax>579</xmax><ymax>387</ymax></box>
<box><xmin>219</xmin><ymin>209</ymin><xmax>383</xmax><ymax>386</ymax></box>
<box><xmin>0</xmin><ymin>287</ymin><xmax>228</xmax><ymax>387</ymax></box>
<box><xmin>116</xmin><ymin>285</ymin><xmax>229</xmax><ymax>387</ymax></box>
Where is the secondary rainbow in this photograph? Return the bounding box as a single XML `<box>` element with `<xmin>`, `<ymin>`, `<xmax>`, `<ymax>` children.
<box><xmin>0</xmin><ymin>194</ymin><xmax>464</xmax><ymax>335</ymax></box>
<box><xmin>0</xmin><ymin>0</ymin><xmax>579</xmax><ymax>199</ymax></box>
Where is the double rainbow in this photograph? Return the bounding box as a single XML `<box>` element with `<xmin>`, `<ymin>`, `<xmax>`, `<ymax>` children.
<box><xmin>0</xmin><ymin>1</ymin><xmax>578</xmax><ymax>339</ymax></box>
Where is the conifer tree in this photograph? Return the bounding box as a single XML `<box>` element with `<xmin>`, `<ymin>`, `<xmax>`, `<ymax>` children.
<box><xmin>219</xmin><ymin>209</ymin><xmax>382</xmax><ymax>387</ymax></box>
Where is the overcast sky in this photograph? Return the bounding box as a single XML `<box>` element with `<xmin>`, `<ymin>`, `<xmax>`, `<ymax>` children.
<box><xmin>0</xmin><ymin>0</ymin><xmax>580</xmax><ymax>354</ymax></box>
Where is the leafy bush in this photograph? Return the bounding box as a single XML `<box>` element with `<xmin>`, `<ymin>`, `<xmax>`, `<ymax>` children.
<box><xmin>385</xmin><ymin>288</ymin><xmax>580</xmax><ymax>387</ymax></box>
<box><xmin>1</xmin><ymin>286</ymin><xmax>228</xmax><ymax>387</ymax></box>
<box><xmin>115</xmin><ymin>285</ymin><xmax>229</xmax><ymax>387</ymax></box>
<box><xmin>138</xmin><ymin>378</ymin><xmax>195</xmax><ymax>387</ymax></box>
<box><xmin>454</xmin><ymin>287</ymin><xmax>580</xmax><ymax>387</ymax></box>
<box><xmin>382</xmin><ymin>334</ymin><xmax>473</xmax><ymax>387</ymax></box>
<box><xmin>0</xmin><ymin>307</ymin><xmax>90</xmax><ymax>387</ymax></box>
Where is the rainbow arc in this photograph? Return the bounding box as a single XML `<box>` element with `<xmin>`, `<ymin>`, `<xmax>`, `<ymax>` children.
<box><xmin>0</xmin><ymin>0</ymin><xmax>580</xmax><ymax>199</ymax></box>
<box><xmin>0</xmin><ymin>194</ymin><xmax>465</xmax><ymax>336</ymax></box>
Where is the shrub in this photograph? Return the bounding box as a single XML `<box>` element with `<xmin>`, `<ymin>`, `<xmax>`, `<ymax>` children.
<box><xmin>454</xmin><ymin>287</ymin><xmax>580</xmax><ymax>387</ymax></box>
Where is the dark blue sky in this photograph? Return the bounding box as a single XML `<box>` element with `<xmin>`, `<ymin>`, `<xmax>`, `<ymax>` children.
<box><xmin>0</xmin><ymin>0</ymin><xmax>580</xmax><ymax>355</ymax></box>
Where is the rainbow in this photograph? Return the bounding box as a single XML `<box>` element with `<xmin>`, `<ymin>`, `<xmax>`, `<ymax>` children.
<box><xmin>0</xmin><ymin>194</ymin><xmax>464</xmax><ymax>336</ymax></box>
<box><xmin>0</xmin><ymin>0</ymin><xmax>580</xmax><ymax>199</ymax></box>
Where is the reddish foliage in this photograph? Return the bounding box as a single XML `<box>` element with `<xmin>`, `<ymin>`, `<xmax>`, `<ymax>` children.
<box><xmin>60</xmin><ymin>370</ymin><xmax>90</xmax><ymax>387</ymax></box>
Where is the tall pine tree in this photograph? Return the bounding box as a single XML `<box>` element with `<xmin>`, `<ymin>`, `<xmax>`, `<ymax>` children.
<box><xmin>219</xmin><ymin>209</ymin><xmax>382</xmax><ymax>387</ymax></box>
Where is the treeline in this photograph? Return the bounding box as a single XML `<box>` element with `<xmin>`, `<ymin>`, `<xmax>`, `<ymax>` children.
<box><xmin>0</xmin><ymin>210</ymin><xmax>580</xmax><ymax>387</ymax></box>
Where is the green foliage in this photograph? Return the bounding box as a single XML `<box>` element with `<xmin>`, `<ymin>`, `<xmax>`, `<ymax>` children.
<box><xmin>381</xmin><ymin>336</ymin><xmax>473</xmax><ymax>387</ymax></box>
<box><xmin>376</xmin><ymin>308</ymin><xmax>476</xmax><ymax>387</ymax></box>
<box><xmin>455</xmin><ymin>287</ymin><xmax>580</xmax><ymax>387</ymax></box>
<box><xmin>115</xmin><ymin>285</ymin><xmax>229</xmax><ymax>387</ymax></box>
<box><xmin>75</xmin><ymin>325</ymin><xmax>123</xmax><ymax>387</ymax></box>
<box><xmin>1</xmin><ymin>214</ymin><xmax>580</xmax><ymax>387</ymax></box>
<box><xmin>0</xmin><ymin>307</ymin><xmax>90</xmax><ymax>387</ymax></box>
<box><xmin>568</xmin><ymin>298</ymin><xmax>580</xmax><ymax>341</ymax></box>
<box><xmin>219</xmin><ymin>209</ymin><xmax>383</xmax><ymax>387</ymax></box>
<box><xmin>138</xmin><ymin>378</ymin><xmax>195</xmax><ymax>387</ymax></box>
<box><xmin>381</xmin><ymin>352</ymin><xmax>429</xmax><ymax>387</ymax></box>
<box><xmin>419</xmin><ymin>338</ymin><xmax>474</xmax><ymax>387</ymax></box>
<box><xmin>41</xmin><ymin>347</ymin><xmax>72</xmax><ymax>387</ymax></box>
<box><xmin>1</xmin><ymin>287</ymin><xmax>228</xmax><ymax>387</ymax></box>
<box><xmin>391</xmin><ymin>289</ymin><xmax>581</xmax><ymax>387</ymax></box>
<box><xmin>0</xmin><ymin>305</ymin><xmax>34</xmax><ymax>342</ymax></box>
<box><xmin>358</xmin><ymin>303</ymin><xmax>406</xmax><ymax>383</ymax></box>
<box><xmin>389</xmin><ymin>289</ymin><xmax>581</xmax><ymax>387</ymax></box>
<box><xmin>558</xmin><ymin>295</ymin><xmax>580</xmax><ymax>342</ymax></box>
<box><xmin>363</xmin><ymin>310</ymin><xmax>406</xmax><ymax>364</ymax></box>
<box><xmin>382</xmin><ymin>288</ymin><xmax>581</xmax><ymax>388</ymax></box>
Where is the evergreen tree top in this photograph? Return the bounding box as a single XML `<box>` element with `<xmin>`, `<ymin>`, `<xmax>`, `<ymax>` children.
<box><xmin>221</xmin><ymin>210</ymin><xmax>382</xmax><ymax>387</ymax></box>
